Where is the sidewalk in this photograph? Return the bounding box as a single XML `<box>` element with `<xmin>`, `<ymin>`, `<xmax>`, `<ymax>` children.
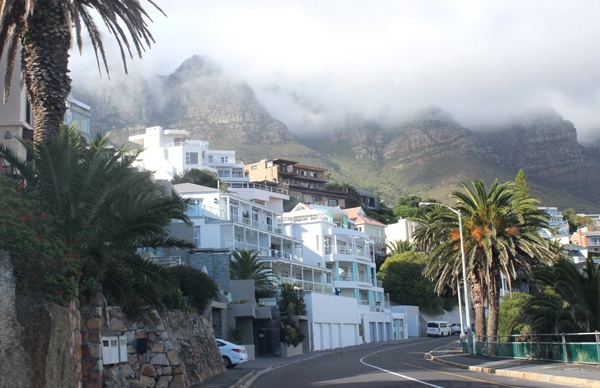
<box><xmin>427</xmin><ymin>342</ymin><xmax>600</xmax><ymax>388</ymax></box>
<box><xmin>194</xmin><ymin>340</ymin><xmax>600</xmax><ymax>388</ymax></box>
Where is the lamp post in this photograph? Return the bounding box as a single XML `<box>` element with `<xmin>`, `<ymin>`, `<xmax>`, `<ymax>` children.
<box><xmin>419</xmin><ymin>202</ymin><xmax>472</xmax><ymax>353</ymax></box>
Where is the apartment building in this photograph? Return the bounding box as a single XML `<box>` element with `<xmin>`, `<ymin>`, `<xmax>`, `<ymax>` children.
<box><xmin>0</xmin><ymin>53</ymin><xmax>33</xmax><ymax>178</ymax></box>
<box><xmin>129</xmin><ymin>126</ymin><xmax>248</xmax><ymax>184</ymax></box>
<box><xmin>245</xmin><ymin>158</ymin><xmax>349</xmax><ymax>208</ymax></box>
<box><xmin>282</xmin><ymin>203</ymin><xmax>401</xmax><ymax>344</ymax></box>
<box><xmin>345</xmin><ymin>207</ymin><xmax>387</xmax><ymax>267</ymax></box>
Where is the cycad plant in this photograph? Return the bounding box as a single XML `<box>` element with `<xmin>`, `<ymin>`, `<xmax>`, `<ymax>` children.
<box><xmin>524</xmin><ymin>257</ymin><xmax>600</xmax><ymax>334</ymax></box>
<box><xmin>0</xmin><ymin>125</ymin><xmax>194</xmax><ymax>320</ymax></box>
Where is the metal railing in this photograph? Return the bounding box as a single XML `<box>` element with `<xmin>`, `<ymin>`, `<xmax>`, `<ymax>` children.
<box><xmin>462</xmin><ymin>332</ymin><xmax>600</xmax><ymax>364</ymax></box>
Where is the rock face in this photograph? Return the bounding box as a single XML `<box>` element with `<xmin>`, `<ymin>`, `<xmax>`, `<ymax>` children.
<box><xmin>0</xmin><ymin>251</ymin><xmax>31</xmax><ymax>388</ymax></box>
<box><xmin>473</xmin><ymin>109</ymin><xmax>600</xmax><ymax>203</ymax></box>
<box><xmin>76</xmin><ymin>55</ymin><xmax>294</xmax><ymax>149</ymax></box>
<box><xmin>72</xmin><ymin>55</ymin><xmax>600</xmax><ymax>210</ymax></box>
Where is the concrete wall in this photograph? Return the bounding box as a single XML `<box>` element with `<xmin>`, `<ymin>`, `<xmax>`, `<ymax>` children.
<box><xmin>304</xmin><ymin>292</ymin><xmax>360</xmax><ymax>351</ymax></box>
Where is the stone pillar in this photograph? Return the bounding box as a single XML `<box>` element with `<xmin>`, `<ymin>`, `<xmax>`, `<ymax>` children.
<box><xmin>80</xmin><ymin>290</ymin><xmax>104</xmax><ymax>388</ymax></box>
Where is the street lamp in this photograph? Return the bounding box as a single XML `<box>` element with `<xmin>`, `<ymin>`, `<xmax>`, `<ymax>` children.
<box><xmin>419</xmin><ymin>202</ymin><xmax>472</xmax><ymax>353</ymax></box>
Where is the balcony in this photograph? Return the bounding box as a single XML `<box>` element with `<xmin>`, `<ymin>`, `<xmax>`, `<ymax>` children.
<box><xmin>281</xmin><ymin>277</ymin><xmax>334</xmax><ymax>294</ymax></box>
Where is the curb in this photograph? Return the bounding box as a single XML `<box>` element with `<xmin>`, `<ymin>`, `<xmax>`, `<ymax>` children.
<box><xmin>426</xmin><ymin>352</ymin><xmax>600</xmax><ymax>388</ymax></box>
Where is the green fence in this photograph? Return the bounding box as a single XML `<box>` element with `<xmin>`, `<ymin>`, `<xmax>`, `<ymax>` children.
<box><xmin>462</xmin><ymin>332</ymin><xmax>600</xmax><ymax>364</ymax></box>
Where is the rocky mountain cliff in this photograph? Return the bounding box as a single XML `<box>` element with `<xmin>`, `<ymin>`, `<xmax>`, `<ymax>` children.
<box><xmin>72</xmin><ymin>56</ymin><xmax>600</xmax><ymax>212</ymax></box>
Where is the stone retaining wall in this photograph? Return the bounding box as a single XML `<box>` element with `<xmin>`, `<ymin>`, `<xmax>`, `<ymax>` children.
<box><xmin>100</xmin><ymin>307</ymin><xmax>225</xmax><ymax>387</ymax></box>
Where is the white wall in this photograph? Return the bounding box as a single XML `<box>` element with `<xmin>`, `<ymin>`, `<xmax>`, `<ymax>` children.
<box><xmin>304</xmin><ymin>292</ymin><xmax>360</xmax><ymax>351</ymax></box>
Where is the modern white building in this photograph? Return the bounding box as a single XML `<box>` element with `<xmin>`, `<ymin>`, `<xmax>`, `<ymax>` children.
<box><xmin>129</xmin><ymin>126</ymin><xmax>248</xmax><ymax>184</ymax></box>
<box><xmin>385</xmin><ymin>218</ymin><xmax>419</xmax><ymax>252</ymax></box>
<box><xmin>282</xmin><ymin>203</ymin><xmax>400</xmax><ymax>344</ymax></box>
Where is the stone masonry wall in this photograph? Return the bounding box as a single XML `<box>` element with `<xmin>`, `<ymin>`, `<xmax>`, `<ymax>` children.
<box><xmin>101</xmin><ymin>308</ymin><xmax>225</xmax><ymax>388</ymax></box>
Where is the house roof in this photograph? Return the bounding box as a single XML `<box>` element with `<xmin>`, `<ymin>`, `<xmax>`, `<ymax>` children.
<box><xmin>345</xmin><ymin>207</ymin><xmax>386</xmax><ymax>226</ymax></box>
<box><xmin>173</xmin><ymin>183</ymin><xmax>219</xmax><ymax>196</ymax></box>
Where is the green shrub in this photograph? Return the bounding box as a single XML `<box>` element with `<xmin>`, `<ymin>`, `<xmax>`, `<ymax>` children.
<box><xmin>0</xmin><ymin>178</ymin><xmax>80</xmax><ymax>302</ymax></box>
<box><xmin>163</xmin><ymin>265</ymin><xmax>219</xmax><ymax>312</ymax></box>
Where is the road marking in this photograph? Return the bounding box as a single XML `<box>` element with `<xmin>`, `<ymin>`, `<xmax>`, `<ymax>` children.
<box><xmin>359</xmin><ymin>344</ymin><xmax>445</xmax><ymax>388</ymax></box>
<box><xmin>403</xmin><ymin>362</ymin><xmax>519</xmax><ymax>388</ymax></box>
<box><xmin>360</xmin><ymin>357</ymin><xmax>444</xmax><ymax>388</ymax></box>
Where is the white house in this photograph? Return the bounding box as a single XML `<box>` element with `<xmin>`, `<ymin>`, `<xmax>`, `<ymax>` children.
<box><xmin>385</xmin><ymin>218</ymin><xmax>419</xmax><ymax>253</ymax></box>
<box><xmin>129</xmin><ymin>126</ymin><xmax>248</xmax><ymax>184</ymax></box>
<box><xmin>282</xmin><ymin>203</ymin><xmax>400</xmax><ymax>344</ymax></box>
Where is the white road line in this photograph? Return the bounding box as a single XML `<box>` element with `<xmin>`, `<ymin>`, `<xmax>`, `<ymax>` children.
<box><xmin>359</xmin><ymin>341</ymin><xmax>446</xmax><ymax>388</ymax></box>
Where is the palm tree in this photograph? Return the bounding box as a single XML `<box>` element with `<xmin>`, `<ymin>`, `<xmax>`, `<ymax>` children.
<box><xmin>0</xmin><ymin>0</ymin><xmax>164</xmax><ymax>142</ymax></box>
<box><xmin>229</xmin><ymin>249</ymin><xmax>278</xmax><ymax>297</ymax></box>
<box><xmin>0</xmin><ymin>125</ymin><xmax>194</xmax><ymax>319</ymax></box>
<box><xmin>524</xmin><ymin>257</ymin><xmax>600</xmax><ymax>334</ymax></box>
<box><xmin>386</xmin><ymin>239</ymin><xmax>413</xmax><ymax>255</ymax></box>
<box><xmin>414</xmin><ymin>180</ymin><xmax>553</xmax><ymax>339</ymax></box>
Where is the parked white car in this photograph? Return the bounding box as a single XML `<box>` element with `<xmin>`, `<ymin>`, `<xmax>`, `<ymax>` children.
<box><xmin>216</xmin><ymin>338</ymin><xmax>248</xmax><ymax>369</ymax></box>
<box><xmin>450</xmin><ymin>323</ymin><xmax>462</xmax><ymax>335</ymax></box>
<box><xmin>426</xmin><ymin>321</ymin><xmax>451</xmax><ymax>337</ymax></box>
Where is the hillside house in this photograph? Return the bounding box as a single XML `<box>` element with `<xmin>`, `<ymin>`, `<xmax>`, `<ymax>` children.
<box><xmin>245</xmin><ymin>158</ymin><xmax>349</xmax><ymax>208</ymax></box>
<box><xmin>129</xmin><ymin>126</ymin><xmax>247</xmax><ymax>184</ymax></box>
<box><xmin>282</xmin><ymin>203</ymin><xmax>404</xmax><ymax>345</ymax></box>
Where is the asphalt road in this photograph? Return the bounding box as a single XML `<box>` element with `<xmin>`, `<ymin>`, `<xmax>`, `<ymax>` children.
<box><xmin>248</xmin><ymin>336</ymin><xmax>570</xmax><ymax>387</ymax></box>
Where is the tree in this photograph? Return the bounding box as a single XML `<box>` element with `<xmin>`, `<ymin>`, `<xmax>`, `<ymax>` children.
<box><xmin>414</xmin><ymin>180</ymin><xmax>553</xmax><ymax>340</ymax></box>
<box><xmin>229</xmin><ymin>249</ymin><xmax>278</xmax><ymax>298</ymax></box>
<box><xmin>386</xmin><ymin>240</ymin><xmax>413</xmax><ymax>255</ymax></box>
<box><xmin>514</xmin><ymin>169</ymin><xmax>530</xmax><ymax>198</ymax></box>
<box><xmin>524</xmin><ymin>257</ymin><xmax>600</xmax><ymax>334</ymax></box>
<box><xmin>172</xmin><ymin>168</ymin><xmax>224</xmax><ymax>189</ymax></box>
<box><xmin>378</xmin><ymin>251</ymin><xmax>445</xmax><ymax>314</ymax></box>
<box><xmin>279</xmin><ymin>283</ymin><xmax>306</xmax><ymax>347</ymax></box>
<box><xmin>498</xmin><ymin>292</ymin><xmax>533</xmax><ymax>337</ymax></box>
<box><xmin>0</xmin><ymin>0</ymin><xmax>164</xmax><ymax>142</ymax></box>
<box><xmin>563</xmin><ymin>208</ymin><xmax>594</xmax><ymax>234</ymax></box>
<box><xmin>163</xmin><ymin>265</ymin><xmax>219</xmax><ymax>313</ymax></box>
<box><xmin>0</xmin><ymin>125</ymin><xmax>194</xmax><ymax>320</ymax></box>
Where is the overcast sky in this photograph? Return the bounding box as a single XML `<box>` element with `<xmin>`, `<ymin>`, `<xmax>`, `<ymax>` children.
<box><xmin>69</xmin><ymin>0</ymin><xmax>600</xmax><ymax>141</ymax></box>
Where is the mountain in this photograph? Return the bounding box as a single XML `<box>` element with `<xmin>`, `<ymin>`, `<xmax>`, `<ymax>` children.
<box><xmin>72</xmin><ymin>56</ymin><xmax>600</xmax><ymax>213</ymax></box>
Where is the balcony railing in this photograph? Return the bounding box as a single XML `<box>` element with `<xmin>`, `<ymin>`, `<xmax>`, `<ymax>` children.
<box><xmin>281</xmin><ymin>277</ymin><xmax>334</xmax><ymax>294</ymax></box>
<box><xmin>234</xmin><ymin>241</ymin><xmax>302</xmax><ymax>262</ymax></box>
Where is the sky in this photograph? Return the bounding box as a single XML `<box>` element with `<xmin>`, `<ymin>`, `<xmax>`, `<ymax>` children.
<box><xmin>69</xmin><ymin>0</ymin><xmax>600</xmax><ymax>142</ymax></box>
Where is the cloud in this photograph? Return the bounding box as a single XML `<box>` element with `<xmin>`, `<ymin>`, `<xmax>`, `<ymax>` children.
<box><xmin>69</xmin><ymin>0</ymin><xmax>600</xmax><ymax>140</ymax></box>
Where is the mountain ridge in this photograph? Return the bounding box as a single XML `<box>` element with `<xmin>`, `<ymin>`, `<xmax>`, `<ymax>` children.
<box><xmin>72</xmin><ymin>55</ymin><xmax>600</xmax><ymax>213</ymax></box>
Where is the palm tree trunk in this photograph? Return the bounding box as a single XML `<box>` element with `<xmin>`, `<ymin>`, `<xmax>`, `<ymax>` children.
<box><xmin>22</xmin><ymin>0</ymin><xmax>72</xmax><ymax>143</ymax></box>
<box><xmin>471</xmin><ymin>274</ymin><xmax>486</xmax><ymax>343</ymax></box>
<box><xmin>486</xmin><ymin>269</ymin><xmax>501</xmax><ymax>341</ymax></box>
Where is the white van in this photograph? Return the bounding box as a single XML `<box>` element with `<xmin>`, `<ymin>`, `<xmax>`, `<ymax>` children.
<box><xmin>426</xmin><ymin>321</ymin><xmax>451</xmax><ymax>337</ymax></box>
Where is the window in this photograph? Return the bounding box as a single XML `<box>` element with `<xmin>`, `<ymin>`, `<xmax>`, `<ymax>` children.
<box><xmin>220</xmin><ymin>156</ymin><xmax>229</xmax><ymax>163</ymax></box>
<box><xmin>194</xmin><ymin>226</ymin><xmax>201</xmax><ymax>247</ymax></box>
<box><xmin>327</xmin><ymin>199</ymin><xmax>338</xmax><ymax>207</ymax></box>
<box><xmin>186</xmin><ymin>152</ymin><xmax>199</xmax><ymax>165</ymax></box>
<box><xmin>310</xmin><ymin>171</ymin><xmax>317</xmax><ymax>178</ymax></box>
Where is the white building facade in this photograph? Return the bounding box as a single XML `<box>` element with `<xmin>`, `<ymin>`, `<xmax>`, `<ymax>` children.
<box><xmin>282</xmin><ymin>203</ymin><xmax>399</xmax><ymax>345</ymax></box>
<box><xmin>129</xmin><ymin>126</ymin><xmax>248</xmax><ymax>184</ymax></box>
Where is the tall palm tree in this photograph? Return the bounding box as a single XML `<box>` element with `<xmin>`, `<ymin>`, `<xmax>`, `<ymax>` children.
<box><xmin>0</xmin><ymin>125</ymin><xmax>194</xmax><ymax>319</ymax></box>
<box><xmin>229</xmin><ymin>249</ymin><xmax>278</xmax><ymax>297</ymax></box>
<box><xmin>414</xmin><ymin>180</ymin><xmax>553</xmax><ymax>339</ymax></box>
<box><xmin>0</xmin><ymin>0</ymin><xmax>164</xmax><ymax>142</ymax></box>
